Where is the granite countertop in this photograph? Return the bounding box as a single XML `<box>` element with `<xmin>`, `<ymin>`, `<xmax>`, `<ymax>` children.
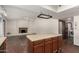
<box><xmin>0</xmin><ymin>37</ymin><xmax>7</xmax><ymax>46</ymax></box>
<box><xmin>27</xmin><ymin>34</ymin><xmax>62</xmax><ymax>41</ymax></box>
<box><xmin>7</xmin><ymin>33</ymin><xmax>37</xmax><ymax>37</ymax></box>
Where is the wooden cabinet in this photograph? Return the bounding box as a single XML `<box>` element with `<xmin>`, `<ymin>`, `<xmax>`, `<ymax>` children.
<box><xmin>0</xmin><ymin>40</ymin><xmax>6</xmax><ymax>53</ymax></box>
<box><xmin>28</xmin><ymin>36</ymin><xmax>63</xmax><ymax>53</ymax></box>
<box><xmin>33</xmin><ymin>40</ymin><xmax>44</xmax><ymax>53</ymax></box>
<box><xmin>45</xmin><ymin>38</ymin><xmax>53</xmax><ymax>53</ymax></box>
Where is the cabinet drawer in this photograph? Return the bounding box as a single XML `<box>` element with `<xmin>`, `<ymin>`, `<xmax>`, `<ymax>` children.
<box><xmin>45</xmin><ymin>38</ymin><xmax>52</xmax><ymax>42</ymax></box>
<box><xmin>33</xmin><ymin>40</ymin><xmax>44</xmax><ymax>46</ymax></box>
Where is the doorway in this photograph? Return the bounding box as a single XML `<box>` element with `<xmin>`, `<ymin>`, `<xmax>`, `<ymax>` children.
<box><xmin>59</xmin><ymin>20</ymin><xmax>68</xmax><ymax>39</ymax></box>
<box><xmin>59</xmin><ymin>18</ymin><xmax>74</xmax><ymax>44</ymax></box>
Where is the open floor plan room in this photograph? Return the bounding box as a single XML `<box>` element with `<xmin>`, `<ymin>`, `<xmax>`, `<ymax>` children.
<box><xmin>0</xmin><ymin>5</ymin><xmax>79</xmax><ymax>53</ymax></box>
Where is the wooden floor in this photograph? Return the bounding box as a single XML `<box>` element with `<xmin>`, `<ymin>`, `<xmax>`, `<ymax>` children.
<box><xmin>5</xmin><ymin>36</ymin><xmax>79</xmax><ymax>53</ymax></box>
<box><xmin>62</xmin><ymin>39</ymin><xmax>79</xmax><ymax>53</ymax></box>
<box><xmin>6</xmin><ymin>36</ymin><xmax>29</xmax><ymax>53</ymax></box>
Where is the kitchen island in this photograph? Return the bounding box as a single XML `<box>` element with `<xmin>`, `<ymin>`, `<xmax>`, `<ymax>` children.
<box><xmin>0</xmin><ymin>37</ymin><xmax>7</xmax><ymax>53</ymax></box>
<box><xmin>27</xmin><ymin>34</ymin><xmax>63</xmax><ymax>53</ymax></box>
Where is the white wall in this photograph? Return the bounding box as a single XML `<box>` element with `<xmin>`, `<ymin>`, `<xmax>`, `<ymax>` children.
<box><xmin>7</xmin><ymin>18</ymin><xmax>58</xmax><ymax>35</ymax></box>
<box><xmin>74</xmin><ymin>16</ymin><xmax>79</xmax><ymax>46</ymax></box>
<box><xmin>7</xmin><ymin>19</ymin><xmax>28</xmax><ymax>34</ymax></box>
<box><xmin>28</xmin><ymin>18</ymin><xmax>58</xmax><ymax>34</ymax></box>
<box><xmin>0</xmin><ymin>16</ymin><xmax>4</xmax><ymax>36</ymax></box>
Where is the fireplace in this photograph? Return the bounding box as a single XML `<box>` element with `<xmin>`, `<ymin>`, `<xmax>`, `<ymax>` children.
<box><xmin>19</xmin><ymin>28</ymin><xmax>28</xmax><ymax>33</ymax></box>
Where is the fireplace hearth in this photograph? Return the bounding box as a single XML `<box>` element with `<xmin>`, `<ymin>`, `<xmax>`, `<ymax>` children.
<box><xmin>19</xmin><ymin>28</ymin><xmax>28</xmax><ymax>33</ymax></box>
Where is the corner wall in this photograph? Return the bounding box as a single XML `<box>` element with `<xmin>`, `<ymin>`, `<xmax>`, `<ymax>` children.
<box><xmin>0</xmin><ymin>15</ymin><xmax>4</xmax><ymax>36</ymax></box>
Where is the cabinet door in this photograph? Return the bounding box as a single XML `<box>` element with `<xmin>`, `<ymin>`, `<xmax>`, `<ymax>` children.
<box><xmin>33</xmin><ymin>43</ymin><xmax>44</xmax><ymax>53</ymax></box>
<box><xmin>33</xmin><ymin>40</ymin><xmax>44</xmax><ymax>53</ymax></box>
<box><xmin>45</xmin><ymin>39</ymin><xmax>53</xmax><ymax>53</ymax></box>
<box><xmin>58</xmin><ymin>36</ymin><xmax>63</xmax><ymax>52</ymax></box>
<box><xmin>52</xmin><ymin>37</ymin><xmax>58</xmax><ymax>52</ymax></box>
<box><xmin>58</xmin><ymin>36</ymin><xmax>63</xmax><ymax>48</ymax></box>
